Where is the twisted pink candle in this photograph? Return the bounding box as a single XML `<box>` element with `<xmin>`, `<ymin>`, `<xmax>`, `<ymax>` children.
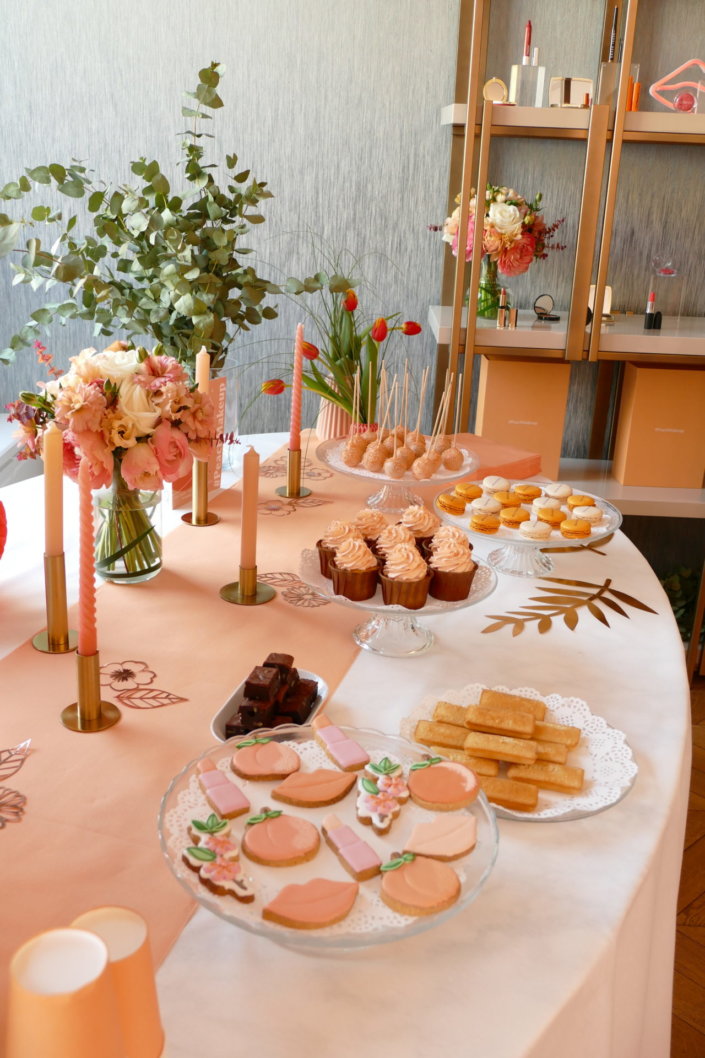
<box><xmin>289</xmin><ymin>323</ymin><xmax>303</xmax><ymax>451</ymax></box>
<box><xmin>78</xmin><ymin>459</ymin><xmax>97</xmax><ymax>656</ymax></box>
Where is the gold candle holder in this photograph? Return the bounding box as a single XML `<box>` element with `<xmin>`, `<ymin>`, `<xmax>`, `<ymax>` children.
<box><xmin>32</xmin><ymin>553</ymin><xmax>78</xmax><ymax>654</ymax></box>
<box><xmin>219</xmin><ymin>565</ymin><xmax>276</xmax><ymax>606</ymax></box>
<box><xmin>61</xmin><ymin>651</ymin><xmax>121</xmax><ymax>732</ymax></box>
<box><xmin>275</xmin><ymin>449</ymin><xmax>312</xmax><ymax>499</ymax></box>
<box><xmin>182</xmin><ymin>460</ymin><xmax>219</xmax><ymax>526</ymax></box>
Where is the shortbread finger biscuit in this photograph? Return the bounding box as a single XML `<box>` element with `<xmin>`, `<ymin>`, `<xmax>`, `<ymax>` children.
<box><xmin>432</xmin><ymin>701</ymin><xmax>467</xmax><ymax>726</ymax></box>
<box><xmin>427</xmin><ymin>746</ymin><xmax>499</xmax><ymax>777</ymax></box>
<box><xmin>464</xmin><ymin>731</ymin><xmax>538</xmax><ymax>764</ymax></box>
<box><xmin>533</xmin><ymin>719</ymin><xmax>581</xmax><ymax>748</ymax></box>
<box><xmin>464</xmin><ymin>704</ymin><xmax>535</xmax><ymax>739</ymax></box>
<box><xmin>479</xmin><ymin>689</ymin><xmax>546</xmax><ymax>721</ymax></box>
<box><xmin>535</xmin><ymin>740</ymin><xmax>568</xmax><ymax>765</ymax></box>
<box><xmin>506</xmin><ymin>761</ymin><xmax>584</xmax><ymax>792</ymax></box>
<box><xmin>415</xmin><ymin>719</ymin><xmax>468</xmax><ymax>751</ymax></box>
<box><xmin>479</xmin><ymin>776</ymin><xmax>539</xmax><ymax>812</ymax></box>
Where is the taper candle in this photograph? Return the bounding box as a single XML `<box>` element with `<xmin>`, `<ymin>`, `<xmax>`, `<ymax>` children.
<box><xmin>289</xmin><ymin>323</ymin><xmax>303</xmax><ymax>451</ymax></box>
<box><xmin>78</xmin><ymin>459</ymin><xmax>97</xmax><ymax>656</ymax></box>
<box><xmin>240</xmin><ymin>446</ymin><xmax>259</xmax><ymax>569</ymax></box>
<box><xmin>43</xmin><ymin>422</ymin><xmax>63</xmax><ymax>557</ymax></box>
<box><xmin>195</xmin><ymin>347</ymin><xmax>210</xmax><ymax>396</ymax></box>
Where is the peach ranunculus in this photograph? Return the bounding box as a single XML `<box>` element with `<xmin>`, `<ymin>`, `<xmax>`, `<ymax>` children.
<box><xmin>137</xmin><ymin>354</ymin><xmax>190</xmax><ymax>391</ymax></box>
<box><xmin>120</xmin><ymin>442</ymin><xmax>162</xmax><ymax>490</ymax></box>
<box><xmin>151</xmin><ymin>421</ymin><xmax>192</xmax><ymax>482</ymax></box>
<box><xmin>498</xmin><ymin>231</ymin><xmax>537</xmax><ymax>277</ymax></box>
<box><xmin>482</xmin><ymin>226</ymin><xmax>503</xmax><ymax>257</ymax></box>
<box><xmin>71</xmin><ymin>429</ymin><xmax>114</xmax><ymax>488</ymax></box>
<box><xmin>180</xmin><ymin>390</ymin><xmax>215</xmax><ymax>439</ymax></box>
<box><xmin>53</xmin><ymin>379</ymin><xmax>107</xmax><ymax>434</ymax></box>
<box><xmin>105</xmin><ymin>409</ymin><xmax>140</xmax><ymax>449</ymax></box>
<box><xmin>116</xmin><ymin>375</ymin><xmax>160</xmax><ymax>437</ymax></box>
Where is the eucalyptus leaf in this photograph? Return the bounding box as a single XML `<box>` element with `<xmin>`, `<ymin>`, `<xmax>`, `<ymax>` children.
<box><xmin>0</xmin><ymin>223</ymin><xmax>20</xmax><ymax>258</ymax></box>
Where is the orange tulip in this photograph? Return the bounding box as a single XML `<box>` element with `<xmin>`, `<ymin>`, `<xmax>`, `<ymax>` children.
<box><xmin>401</xmin><ymin>320</ymin><xmax>422</xmax><ymax>335</ymax></box>
<box><xmin>370</xmin><ymin>317</ymin><xmax>388</xmax><ymax>342</ymax></box>
<box><xmin>261</xmin><ymin>378</ymin><xmax>285</xmax><ymax>395</ymax></box>
<box><xmin>343</xmin><ymin>289</ymin><xmax>358</xmax><ymax>312</ymax></box>
<box><xmin>301</xmin><ymin>341</ymin><xmax>319</xmax><ymax>360</ymax></box>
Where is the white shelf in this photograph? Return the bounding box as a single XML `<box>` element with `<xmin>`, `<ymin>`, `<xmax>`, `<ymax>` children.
<box><xmin>429</xmin><ymin>305</ymin><xmax>567</xmax><ymax>349</ymax></box>
<box><xmin>559</xmin><ymin>459</ymin><xmax>705</xmax><ymax>519</ymax></box>
<box><xmin>598</xmin><ymin>315</ymin><xmax>705</xmax><ymax>356</ymax></box>
<box><xmin>624</xmin><ymin>111</ymin><xmax>705</xmax><ymax>136</ymax></box>
<box><xmin>441</xmin><ymin>103</ymin><xmax>590</xmax><ymax>131</ymax></box>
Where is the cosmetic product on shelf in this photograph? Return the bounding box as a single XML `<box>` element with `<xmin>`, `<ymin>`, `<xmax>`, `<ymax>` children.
<box><xmin>643</xmin><ymin>291</ymin><xmax>656</xmax><ymax>330</ymax></box>
<box><xmin>597</xmin><ymin>5</ymin><xmax>620</xmax><ymax>107</ymax></box>
<box><xmin>509</xmin><ymin>20</ymin><xmax>545</xmax><ymax>107</ymax></box>
<box><xmin>497</xmin><ymin>288</ymin><xmax>508</xmax><ymax>329</ymax></box>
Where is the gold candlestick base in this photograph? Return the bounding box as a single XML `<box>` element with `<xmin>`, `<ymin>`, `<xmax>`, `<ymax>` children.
<box><xmin>219</xmin><ymin>565</ymin><xmax>276</xmax><ymax>606</ymax></box>
<box><xmin>275</xmin><ymin>448</ymin><xmax>312</xmax><ymax>498</ymax></box>
<box><xmin>61</xmin><ymin>651</ymin><xmax>121</xmax><ymax>733</ymax></box>
<box><xmin>182</xmin><ymin>459</ymin><xmax>220</xmax><ymax>526</ymax></box>
<box><xmin>32</xmin><ymin>553</ymin><xmax>78</xmax><ymax>654</ymax></box>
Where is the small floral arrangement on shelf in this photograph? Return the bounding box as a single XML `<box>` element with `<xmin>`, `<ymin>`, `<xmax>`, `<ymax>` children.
<box><xmin>259</xmin><ymin>272</ymin><xmax>421</xmax><ymax>425</ymax></box>
<box><xmin>8</xmin><ymin>341</ymin><xmax>216</xmax><ymax>581</ymax></box>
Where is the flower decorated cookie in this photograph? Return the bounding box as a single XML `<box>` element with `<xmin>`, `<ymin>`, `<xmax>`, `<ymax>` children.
<box><xmin>182</xmin><ymin>814</ymin><xmax>255</xmax><ymax>902</ymax></box>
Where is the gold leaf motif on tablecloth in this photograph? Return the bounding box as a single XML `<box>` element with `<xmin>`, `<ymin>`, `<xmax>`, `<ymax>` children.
<box><xmin>542</xmin><ymin>532</ymin><xmax>614</xmax><ymax>556</ymax></box>
<box><xmin>116</xmin><ymin>687</ymin><xmax>188</xmax><ymax>709</ymax></box>
<box><xmin>257</xmin><ymin>571</ymin><xmax>331</xmax><ymax>608</ymax></box>
<box><xmin>258</xmin><ymin>456</ymin><xmax>333</xmax><ymax>480</ymax></box>
<box><xmin>258</xmin><ymin>496</ymin><xmax>330</xmax><ymax>517</ymax></box>
<box><xmin>0</xmin><ymin>787</ymin><xmax>26</xmax><ymax>828</ymax></box>
<box><xmin>482</xmin><ymin>577</ymin><xmax>657</xmax><ymax>636</ymax></box>
<box><xmin>0</xmin><ymin>739</ymin><xmax>31</xmax><ymax>782</ymax></box>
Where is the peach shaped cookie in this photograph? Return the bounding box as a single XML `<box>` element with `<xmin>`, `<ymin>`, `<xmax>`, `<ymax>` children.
<box><xmin>271</xmin><ymin>768</ymin><xmax>356</xmax><ymax>807</ymax></box>
<box><xmin>230</xmin><ymin>737</ymin><xmax>301</xmax><ymax>781</ymax></box>
<box><xmin>262</xmin><ymin>878</ymin><xmax>359</xmax><ymax>929</ymax></box>
<box><xmin>407</xmin><ymin>756</ymin><xmax>479</xmax><ymax>811</ymax></box>
<box><xmin>241</xmin><ymin>808</ymin><xmax>320</xmax><ymax>867</ymax></box>
<box><xmin>380</xmin><ymin>852</ymin><xmax>460</xmax><ymax>916</ymax></box>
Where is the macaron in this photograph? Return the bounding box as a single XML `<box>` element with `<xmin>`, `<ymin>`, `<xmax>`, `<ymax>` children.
<box><xmin>566</xmin><ymin>494</ymin><xmax>595</xmax><ymax>511</ymax></box>
<box><xmin>543</xmin><ymin>483</ymin><xmax>573</xmax><ymax>500</ymax></box>
<box><xmin>437</xmin><ymin>492</ymin><xmax>466</xmax><ymax>516</ymax></box>
<box><xmin>572</xmin><ymin>505</ymin><xmax>604</xmax><ymax>525</ymax></box>
<box><xmin>560</xmin><ymin>518</ymin><xmax>592</xmax><ymax>539</ymax></box>
<box><xmin>512</xmin><ymin>483</ymin><xmax>542</xmax><ymax>502</ymax></box>
<box><xmin>532</xmin><ymin>496</ymin><xmax>562</xmax><ymax>513</ymax></box>
<box><xmin>454</xmin><ymin>481</ymin><xmax>483</xmax><ymax>502</ymax></box>
<box><xmin>471</xmin><ymin>495</ymin><xmax>502</xmax><ymax>515</ymax></box>
<box><xmin>482</xmin><ymin>475</ymin><xmax>509</xmax><ymax>494</ymax></box>
<box><xmin>518</xmin><ymin>519</ymin><xmax>553</xmax><ymax>541</ymax></box>
<box><xmin>499</xmin><ymin>506</ymin><xmax>531</xmax><ymax>530</ymax></box>
<box><xmin>470</xmin><ymin>513</ymin><xmax>500</xmax><ymax>535</ymax></box>
<box><xmin>493</xmin><ymin>490</ymin><xmax>524</xmax><ymax>509</ymax></box>
<box><xmin>536</xmin><ymin>508</ymin><xmax>565</xmax><ymax>528</ymax></box>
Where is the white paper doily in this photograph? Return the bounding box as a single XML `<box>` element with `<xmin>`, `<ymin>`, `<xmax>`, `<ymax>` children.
<box><xmin>159</xmin><ymin>726</ymin><xmax>498</xmax><ymax>951</ymax></box>
<box><xmin>400</xmin><ymin>684</ymin><xmax>638</xmax><ymax>821</ymax></box>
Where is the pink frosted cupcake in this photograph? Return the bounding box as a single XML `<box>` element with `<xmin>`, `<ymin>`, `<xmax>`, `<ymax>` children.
<box><xmin>399</xmin><ymin>504</ymin><xmax>440</xmax><ymax>551</ymax></box>
<box><xmin>352</xmin><ymin>508</ymin><xmax>390</xmax><ymax>547</ymax></box>
<box><xmin>330</xmin><ymin>538</ymin><xmax>379</xmax><ymax>601</ymax></box>
<box><xmin>316</xmin><ymin>520</ymin><xmax>362</xmax><ymax>578</ymax></box>
<box><xmin>427</xmin><ymin>525</ymin><xmax>473</xmax><ymax>558</ymax></box>
<box><xmin>428</xmin><ymin>538</ymin><xmax>477</xmax><ymax>602</ymax></box>
<box><xmin>375</xmin><ymin>522</ymin><xmax>415</xmax><ymax>560</ymax></box>
<box><xmin>380</xmin><ymin>542</ymin><xmax>432</xmax><ymax>610</ymax></box>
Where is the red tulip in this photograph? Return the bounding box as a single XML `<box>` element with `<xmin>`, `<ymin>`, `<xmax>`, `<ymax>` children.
<box><xmin>401</xmin><ymin>320</ymin><xmax>422</xmax><ymax>335</ymax></box>
<box><xmin>343</xmin><ymin>289</ymin><xmax>358</xmax><ymax>312</ymax></box>
<box><xmin>370</xmin><ymin>317</ymin><xmax>388</xmax><ymax>342</ymax></box>
<box><xmin>301</xmin><ymin>341</ymin><xmax>319</xmax><ymax>361</ymax></box>
<box><xmin>261</xmin><ymin>378</ymin><xmax>285</xmax><ymax>395</ymax></box>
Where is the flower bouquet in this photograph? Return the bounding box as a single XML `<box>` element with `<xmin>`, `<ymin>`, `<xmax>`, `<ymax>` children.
<box><xmin>9</xmin><ymin>342</ymin><xmax>216</xmax><ymax>582</ymax></box>
<box><xmin>260</xmin><ymin>271</ymin><xmax>422</xmax><ymax>426</ymax></box>
<box><xmin>438</xmin><ymin>184</ymin><xmax>565</xmax><ymax>317</ymax></box>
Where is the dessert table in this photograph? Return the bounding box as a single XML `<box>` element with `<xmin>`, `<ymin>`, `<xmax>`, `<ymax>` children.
<box><xmin>0</xmin><ymin>432</ymin><xmax>690</xmax><ymax>1058</ymax></box>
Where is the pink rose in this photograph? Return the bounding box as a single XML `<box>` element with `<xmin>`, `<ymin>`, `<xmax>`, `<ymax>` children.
<box><xmin>452</xmin><ymin>214</ymin><xmax>476</xmax><ymax>262</ymax></box>
<box><xmin>71</xmin><ymin>429</ymin><xmax>114</xmax><ymax>488</ymax></box>
<box><xmin>62</xmin><ymin>431</ymin><xmax>82</xmax><ymax>481</ymax></box>
<box><xmin>498</xmin><ymin>231</ymin><xmax>537</xmax><ymax>277</ymax></box>
<box><xmin>120</xmin><ymin>442</ymin><xmax>162</xmax><ymax>490</ymax></box>
<box><xmin>151</xmin><ymin>422</ymin><xmax>192</xmax><ymax>482</ymax></box>
<box><xmin>137</xmin><ymin>355</ymin><xmax>190</xmax><ymax>391</ymax></box>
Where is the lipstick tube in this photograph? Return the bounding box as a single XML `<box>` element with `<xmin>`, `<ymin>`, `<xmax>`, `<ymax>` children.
<box><xmin>644</xmin><ymin>291</ymin><xmax>656</xmax><ymax>330</ymax></box>
<box><xmin>497</xmin><ymin>288</ymin><xmax>508</xmax><ymax>328</ymax></box>
<box><xmin>522</xmin><ymin>20</ymin><xmax>531</xmax><ymax>65</ymax></box>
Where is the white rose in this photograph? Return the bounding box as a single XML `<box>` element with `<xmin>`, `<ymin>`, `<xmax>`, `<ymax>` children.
<box><xmin>117</xmin><ymin>376</ymin><xmax>159</xmax><ymax>438</ymax></box>
<box><xmin>91</xmin><ymin>347</ymin><xmax>141</xmax><ymax>384</ymax></box>
<box><xmin>488</xmin><ymin>202</ymin><xmax>523</xmax><ymax>238</ymax></box>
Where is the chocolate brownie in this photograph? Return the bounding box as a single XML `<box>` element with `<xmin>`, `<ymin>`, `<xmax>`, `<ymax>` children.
<box><xmin>239</xmin><ymin>698</ymin><xmax>275</xmax><ymax>724</ymax></box>
<box><xmin>243</xmin><ymin>665</ymin><xmax>281</xmax><ymax>702</ymax></box>
<box><xmin>263</xmin><ymin>652</ymin><xmax>294</xmax><ymax>676</ymax></box>
<box><xmin>278</xmin><ymin>678</ymin><xmax>318</xmax><ymax>723</ymax></box>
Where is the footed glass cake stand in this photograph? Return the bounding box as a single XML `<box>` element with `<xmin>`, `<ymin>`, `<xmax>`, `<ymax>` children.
<box><xmin>299</xmin><ymin>549</ymin><xmax>497</xmax><ymax>656</ymax></box>
<box><xmin>316</xmin><ymin>439</ymin><xmax>478</xmax><ymax>513</ymax></box>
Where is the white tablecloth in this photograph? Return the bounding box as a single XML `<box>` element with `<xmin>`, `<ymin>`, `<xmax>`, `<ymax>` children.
<box><xmin>0</xmin><ymin>434</ymin><xmax>690</xmax><ymax>1058</ymax></box>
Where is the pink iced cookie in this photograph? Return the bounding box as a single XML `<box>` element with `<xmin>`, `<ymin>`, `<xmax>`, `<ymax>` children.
<box><xmin>321</xmin><ymin>813</ymin><xmax>382</xmax><ymax>881</ymax></box>
<box><xmin>182</xmin><ymin>814</ymin><xmax>254</xmax><ymax>902</ymax></box>
<box><xmin>312</xmin><ymin>715</ymin><xmax>370</xmax><ymax>772</ymax></box>
<box><xmin>197</xmin><ymin>758</ymin><xmax>250</xmax><ymax>819</ymax></box>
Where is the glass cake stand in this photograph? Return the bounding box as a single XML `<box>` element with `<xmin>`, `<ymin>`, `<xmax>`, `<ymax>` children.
<box><xmin>158</xmin><ymin>725</ymin><xmax>499</xmax><ymax>953</ymax></box>
<box><xmin>433</xmin><ymin>486</ymin><xmax>622</xmax><ymax>578</ymax></box>
<box><xmin>300</xmin><ymin>549</ymin><xmax>497</xmax><ymax>657</ymax></box>
<box><xmin>316</xmin><ymin>438</ymin><xmax>478</xmax><ymax>513</ymax></box>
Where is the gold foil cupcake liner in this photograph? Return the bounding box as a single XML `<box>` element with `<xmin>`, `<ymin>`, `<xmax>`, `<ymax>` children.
<box><xmin>379</xmin><ymin>570</ymin><xmax>432</xmax><ymax>610</ymax></box>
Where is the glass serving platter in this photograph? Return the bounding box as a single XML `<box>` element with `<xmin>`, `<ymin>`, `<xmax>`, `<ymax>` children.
<box><xmin>316</xmin><ymin>438</ymin><xmax>479</xmax><ymax>513</ymax></box>
<box><xmin>433</xmin><ymin>483</ymin><xmax>622</xmax><ymax>577</ymax></box>
<box><xmin>159</xmin><ymin>725</ymin><xmax>499</xmax><ymax>952</ymax></box>
<box><xmin>299</xmin><ymin>548</ymin><xmax>497</xmax><ymax>657</ymax></box>
<box><xmin>401</xmin><ymin>683</ymin><xmax>638</xmax><ymax>822</ymax></box>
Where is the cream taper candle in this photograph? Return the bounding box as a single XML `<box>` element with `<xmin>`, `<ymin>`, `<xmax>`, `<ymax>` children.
<box><xmin>289</xmin><ymin>323</ymin><xmax>303</xmax><ymax>451</ymax></box>
<box><xmin>77</xmin><ymin>459</ymin><xmax>97</xmax><ymax>657</ymax></box>
<box><xmin>240</xmin><ymin>446</ymin><xmax>259</xmax><ymax>569</ymax></box>
<box><xmin>43</xmin><ymin>422</ymin><xmax>64</xmax><ymax>557</ymax></box>
<box><xmin>195</xmin><ymin>347</ymin><xmax>210</xmax><ymax>396</ymax></box>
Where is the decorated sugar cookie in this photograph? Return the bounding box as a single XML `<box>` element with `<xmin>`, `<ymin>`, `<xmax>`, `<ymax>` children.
<box><xmin>262</xmin><ymin>878</ymin><xmax>359</xmax><ymax>929</ymax></box>
<box><xmin>271</xmin><ymin>768</ymin><xmax>356</xmax><ymax>807</ymax></box>
<box><xmin>197</xmin><ymin>758</ymin><xmax>249</xmax><ymax>819</ymax></box>
<box><xmin>231</xmin><ymin>737</ymin><xmax>301</xmax><ymax>781</ymax></box>
<box><xmin>407</xmin><ymin>756</ymin><xmax>479</xmax><ymax>811</ymax></box>
<box><xmin>311</xmin><ymin>715</ymin><xmax>370</xmax><ymax>772</ymax></box>
<box><xmin>380</xmin><ymin>852</ymin><xmax>460</xmax><ymax>917</ymax></box>
<box><xmin>321</xmin><ymin>813</ymin><xmax>382</xmax><ymax>881</ymax></box>
<box><xmin>241</xmin><ymin>808</ymin><xmax>320</xmax><ymax>867</ymax></box>
<box><xmin>403</xmin><ymin>813</ymin><xmax>477</xmax><ymax>861</ymax></box>
<box><xmin>182</xmin><ymin>814</ymin><xmax>254</xmax><ymax>902</ymax></box>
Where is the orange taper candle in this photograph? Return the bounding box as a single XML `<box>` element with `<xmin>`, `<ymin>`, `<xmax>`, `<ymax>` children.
<box><xmin>239</xmin><ymin>446</ymin><xmax>259</xmax><ymax>569</ymax></box>
<box><xmin>77</xmin><ymin>458</ymin><xmax>97</xmax><ymax>656</ymax></box>
<box><xmin>289</xmin><ymin>323</ymin><xmax>304</xmax><ymax>451</ymax></box>
<box><xmin>42</xmin><ymin>422</ymin><xmax>64</xmax><ymax>556</ymax></box>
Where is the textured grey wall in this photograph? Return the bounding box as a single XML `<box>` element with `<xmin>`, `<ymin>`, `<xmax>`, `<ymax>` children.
<box><xmin>0</xmin><ymin>0</ymin><xmax>459</xmax><ymax>433</ymax></box>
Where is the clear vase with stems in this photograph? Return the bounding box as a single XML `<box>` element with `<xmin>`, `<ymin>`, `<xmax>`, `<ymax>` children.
<box><xmin>94</xmin><ymin>462</ymin><xmax>162</xmax><ymax>584</ymax></box>
<box><xmin>476</xmin><ymin>255</ymin><xmax>502</xmax><ymax>319</ymax></box>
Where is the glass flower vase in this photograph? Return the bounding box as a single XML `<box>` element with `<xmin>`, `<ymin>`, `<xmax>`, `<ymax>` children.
<box><xmin>476</xmin><ymin>255</ymin><xmax>501</xmax><ymax>319</ymax></box>
<box><xmin>94</xmin><ymin>467</ymin><xmax>162</xmax><ymax>584</ymax></box>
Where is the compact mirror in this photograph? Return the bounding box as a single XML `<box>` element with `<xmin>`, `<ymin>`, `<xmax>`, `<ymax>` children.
<box><xmin>534</xmin><ymin>293</ymin><xmax>560</xmax><ymax>321</ymax></box>
<box><xmin>483</xmin><ymin>77</ymin><xmax>508</xmax><ymax>103</ymax></box>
